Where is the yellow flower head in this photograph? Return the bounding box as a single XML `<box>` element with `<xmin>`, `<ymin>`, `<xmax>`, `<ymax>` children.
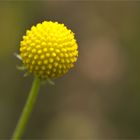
<box><xmin>20</xmin><ymin>21</ymin><xmax>78</xmax><ymax>79</ymax></box>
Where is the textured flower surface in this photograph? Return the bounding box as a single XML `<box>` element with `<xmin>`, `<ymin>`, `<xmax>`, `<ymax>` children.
<box><xmin>20</xmin><ymin>21</ymin><xmax>78</xmax><ymax>79</ymax></box>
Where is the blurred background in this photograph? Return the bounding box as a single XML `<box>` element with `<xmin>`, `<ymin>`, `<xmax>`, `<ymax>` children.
<box><xmin>0</xmin><ymin>1</ymin><xmax>140</xmax><ymax>139</ymax></box>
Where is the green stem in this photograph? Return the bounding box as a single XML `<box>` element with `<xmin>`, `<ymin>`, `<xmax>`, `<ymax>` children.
<box><xmin>11</xmin><ymin>76</ymin><xmax>41</xmax><ymax>140</ymax></box>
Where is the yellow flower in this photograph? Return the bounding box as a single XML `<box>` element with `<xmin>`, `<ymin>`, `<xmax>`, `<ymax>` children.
<box><xmin>20</xmin><ymin>21</ymin><xmax>78</xmax><ymax>79</ymax></box>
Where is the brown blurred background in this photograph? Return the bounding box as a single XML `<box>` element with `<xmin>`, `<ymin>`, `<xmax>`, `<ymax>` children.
<box><xmin>0</xmin><ymin>1</ymin><xmax>140</xmax><ymax>139</ymax></box>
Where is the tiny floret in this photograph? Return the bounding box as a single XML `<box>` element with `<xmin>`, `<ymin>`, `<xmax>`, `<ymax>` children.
<box><xmin>20</xmin><ymin>21</ymin><xmax>78</xmax><ymax>79</ymax></box>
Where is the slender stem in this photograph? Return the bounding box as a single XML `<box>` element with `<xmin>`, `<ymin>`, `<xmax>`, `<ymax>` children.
<box><xmin>11</xmin><ymin>76</ymin><xmax>41</xmax><ymax>140</ymax></box>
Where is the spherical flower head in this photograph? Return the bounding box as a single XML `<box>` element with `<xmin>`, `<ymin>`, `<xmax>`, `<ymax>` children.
<box><xmin>20</xmin><ymin>21</ymin><xmax>78</xmax><ymax>79</ymax></box>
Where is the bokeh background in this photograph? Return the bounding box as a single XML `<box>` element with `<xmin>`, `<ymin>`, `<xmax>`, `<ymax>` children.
<box><xmin>0</xmin><ymin>1</ymin><xmax>140</xmax><ymax>139</ymax></box>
